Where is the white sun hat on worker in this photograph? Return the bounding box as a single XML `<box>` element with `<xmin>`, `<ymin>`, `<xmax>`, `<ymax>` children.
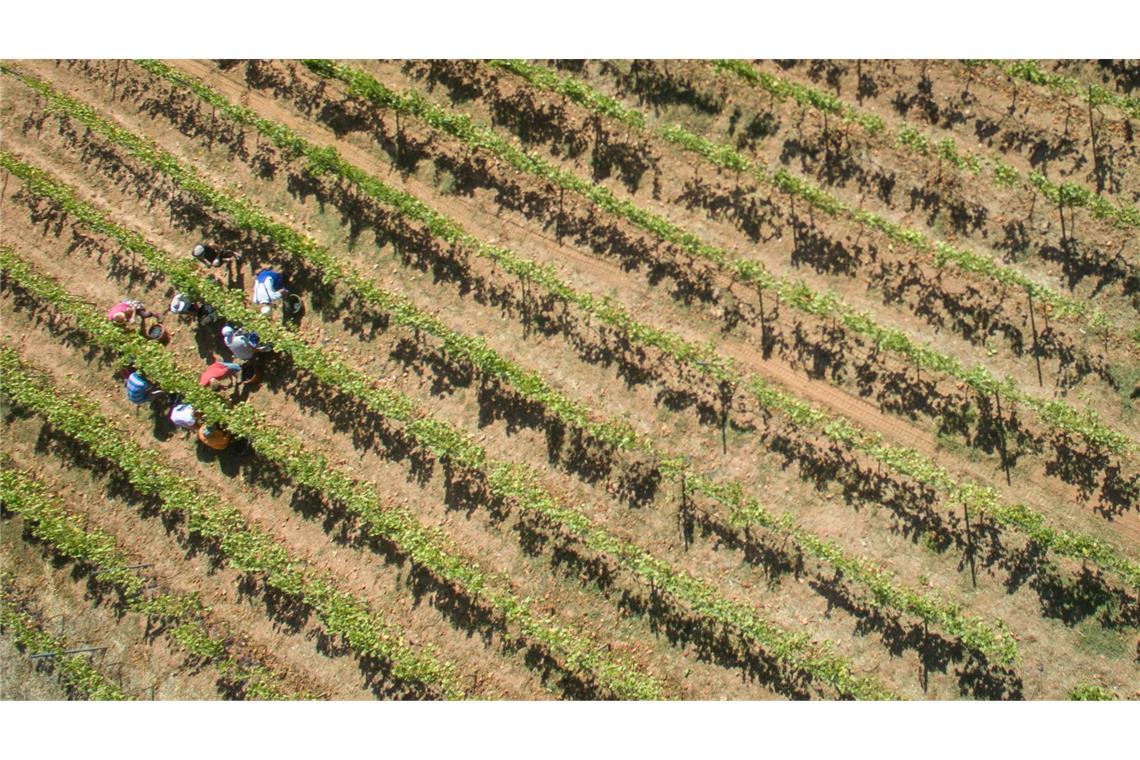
<box><xmin>170</xmin><ymin>294</ymin><xmax>191</xmax><ymax>313</ymax></box>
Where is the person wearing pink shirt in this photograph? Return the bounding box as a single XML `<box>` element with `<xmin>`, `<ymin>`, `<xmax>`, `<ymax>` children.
<box><xmin>107</xmin><ymin>299</ymin><xmax>159</xmax><ymax>335</ymax></box>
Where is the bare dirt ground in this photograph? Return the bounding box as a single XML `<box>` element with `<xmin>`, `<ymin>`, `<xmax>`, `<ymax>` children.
<box><xmin>2</xmin><ymin>59</ymin><xmax>1138</xmax><ymax>700</ymax></box>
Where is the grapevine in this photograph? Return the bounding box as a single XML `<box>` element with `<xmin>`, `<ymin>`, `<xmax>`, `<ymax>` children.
<box><xmin>0</xmin><ymin>462</ymin><xmax>302</xmax><ymax>699</ymax></box>
<box><xmin>0</xmin><ymin>138</ymin><xmax>1021</xmax><ymax>664</ymax></box>
<box><xmin>10</xmin><ymin>64</ymin><xmax>1135</xmax><ymax>620</ymax></box>
<box><xmin>0</xmin><ymin>346</ymin><xmax>465</xmax><ymax>699</ymax></box>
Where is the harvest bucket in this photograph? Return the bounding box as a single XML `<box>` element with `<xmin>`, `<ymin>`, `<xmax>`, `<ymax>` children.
<box><xmin>282</xmin><ymin>294</ymin><xmax>303</xmax><ymax>317</ymax></box>
<box><xmin>146</xmin><ymin>324</ymin><xmax>170</xmax><ymax>344</ymax></box>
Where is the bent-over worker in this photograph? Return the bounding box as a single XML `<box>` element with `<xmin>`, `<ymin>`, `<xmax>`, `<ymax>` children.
<box><xmin>192</xmin><ymin>242</ymin><xmax>242</xmax><ymax>269</ymax></box>
<box><xmin>199</xmin><ymin>361</ymin><xmax>243</xmax><ymax>390</ymax></box>
<box><xmin>125</xmin><ymin>371</ymin><xmax>162</xmax><ymax>405</ymax></box>
<box><xmin>252</xmin><ymin>269</ymin><xmax>288</xmax><ymax>315</ymax></box>
<box><xmin>197</xmin><ymin>424</ymin><xmax>232</xmax><ymax>452</ymax></box>
<box><xmin>221</xmin><ymin>325</ymin><xmax>267</xmax><ymax>362</ymax></box>
<box><xmin>107</xmin><ymin>299</ymin><xmax>159</xmax><ymax>334</ymax></box>
<box><xmin>169</xmin><ymin>402</ymin><xmax>202</xmax><ymax>430</ymax></box>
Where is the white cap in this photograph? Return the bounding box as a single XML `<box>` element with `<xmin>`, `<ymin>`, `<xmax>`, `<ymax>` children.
<box><xmin>260</xmin><ymin>305</ymin><xmax>272</xmax><ymax>315</ymax></box>
<box><xmin>221</xmin><ymin>325</ymin><xmax>235</xmax><ymax>338</ymax></box>
<box><xmin>170</xmin><ymin>294</ymin><xmax>190</xmax><ymax>313</ymax></box>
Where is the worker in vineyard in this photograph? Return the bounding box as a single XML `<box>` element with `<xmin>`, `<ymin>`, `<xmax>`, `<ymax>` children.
<box><xmin>192</xmin><ymin>242</ymin><xmax>243</xmax><ymax>270</ymax></box>
<box><xmin>197</xmin><ymin>423</ymin><xmax>232</xmax><ymax>452</ymax></box>
<box><xmin>107</xmin><ymin>299</ymin><xmax>159</xmax><ymax>334</ymax></box>
<box><xmin>199</xmin><ymin>360</ymin><xmax>244</xmax><ymax>390</ymax></box>
<box><xmin>169</xmin><ymin>293</ymin><xmax>192</xmax><ymax>316</ymax></box>
<box><xmin>253</xmin><ymin>268</ymin><xmax>289</xmax><ymax>315</ymax></box>
<box><xmin>124</xmin><ymin>370</ymin><xmax>163</xmax><ymax>405</ymax></box>
<box><xmin>169</xmin><ymin>291</ymin><xmax>221</xmax><ymax>326</ymax></box>
<box><xmin>168</xmin><ymin>401</ymin><xmax>202</xmax><ymax>430</ymax></box>
<box><xmin>221</xmin><ymin>325</ymin><xmax>268</xmax><ymax>362</ymax></box>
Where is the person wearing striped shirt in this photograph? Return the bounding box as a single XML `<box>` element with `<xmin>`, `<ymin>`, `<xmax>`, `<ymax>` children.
<box><xmin>124</xmin><ymin>371</ymin><xmax>161</xmax><ymax>405</ymax></box>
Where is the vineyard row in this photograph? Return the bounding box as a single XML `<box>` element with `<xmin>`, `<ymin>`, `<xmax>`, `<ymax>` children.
<box><xmin>0</xmin><ymin>344</ymin><xmax>466</xmax><ymax>698</ymax></box>
<box><xmin>83</xmin><ymin>62</ymin><xmax>1140</xmax><ymax>587</ymax></box>
<box><xmin>0</xmin><ymin>463</ymin><xmax>301</xmax><ymax>700</ymax></box>
<box><xmin>0</xmin><ymin>89</ymin><xmax>1030</xmax><ymax>665</ymax></box>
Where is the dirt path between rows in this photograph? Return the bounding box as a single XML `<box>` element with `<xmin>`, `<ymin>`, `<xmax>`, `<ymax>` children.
<box><xmin>166</xmin><ymin>59</ymin><xmax>1140</xmax><ymax>553</ymax></box>
<box><xmin>0</xmin><ymin>141</ymin><xmax>785</xmax><ymax>700</ymax></box>
<box><xmin>4</xmin><ymin>59</ymin><xmax>1135</xmax><ymax>701</ymax></box>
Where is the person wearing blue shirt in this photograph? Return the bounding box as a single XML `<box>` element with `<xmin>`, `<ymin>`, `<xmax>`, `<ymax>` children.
<box><xmin>125</xmin><ymin>371</ymin><xmax>160</xmax><ymax>405</ymax></box>
<box><xmin>253</xmin><ymin>269</ymin><xmax>288</xmax><ymax>315</ymax></box>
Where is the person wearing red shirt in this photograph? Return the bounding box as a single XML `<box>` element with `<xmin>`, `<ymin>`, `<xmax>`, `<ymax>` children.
<box><xmin>199</xmin><ymin>361</ymin><xmax>243</xmax><ymax>390</ymax></box>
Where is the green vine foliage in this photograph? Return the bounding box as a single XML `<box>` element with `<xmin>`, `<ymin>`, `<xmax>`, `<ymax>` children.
<box><xmin>297</xmin><ymin>60</ymin><xmax>1133</xmax><ymax>457</ymax></box>
<box><xmin>1</xmin><ymin>71</ymin><xmax>1026</xmax><ymax>668</ymax></box>
<box><xmin>0</xmin><ymin>463</ymin><xmax>299</xmax><ymax>699</ymax></box>
<box><xmin>0</xmin><ymin>342</ymin><xmax>464</xmax><ymax>699</ymax></box>
<box><xmin>1066</xmin><ymin>683</ymin><xmax>1118</xmax><ymax>700</ymax></box>
<box><xmin>12</xmin><ymin>62</ymin><xmax>1135</xmax><ymax>633</ymax></box>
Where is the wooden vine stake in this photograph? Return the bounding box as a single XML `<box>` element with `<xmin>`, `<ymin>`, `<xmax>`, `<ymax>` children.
<box><xmin>1058</xmin><ymin>191</ymin><xmax>1067</xmax><ymax>244</ymax></box>
<box><xmin>994</xmin><ymin>389</ymin><xmax>1012</xmax><ymax>486</ymax></box>
<box><xmin>962</xmin><ymin>501</ymin><xmax>977</xmax><ymax>589</ymax></box>
<box><xmin>1026</xmin><ymin>288</ymin><xmax>1043</xmax><ymax>387</ymax></box>
<box><xmin>720</xmin><ymin>381</ymin><xmax>735</xmax><ymax>455</ymax></box>
<box><xmin>395</xmin><ymin>110</ymin><xmax>402</xmax><ymax>166</ymax></box>
<box><xmin>757</xmin><ymin>286</ymin><xmax>767</xmax><ymax>356</ymax></box>
<box><xmin>557</xmin><ymin>185</ymin><xmax>564</xmax><ymax>245</ymax></box>
<box><xmin>110</xmin><ymin>60</ymin><xmax>122</xmax><ymax>101</ymax></box>
<box><xmin>678</xmin><ymin>470</ymin><xmax>692</xmax><ymax>549</ymax></box>
<box><xmin>1087</xmin><ymin>85</ymin><xmax>1102</xmax><ymax>195</ymax></box>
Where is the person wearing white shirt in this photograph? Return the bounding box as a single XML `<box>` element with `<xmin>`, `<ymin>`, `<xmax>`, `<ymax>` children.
<box><xmin>169</xmin><ymin>403</ymin><xmax>201</xmax><ymax>430</ymax></box>
<box><xmin>221</xmin><ymin>325</ymin><xmax>266</xmax><ymax>362</ymax></box>
<box><xmin>253</xmin><ymin>269</ymin><xmax>288</xmax><ymax>315</ymax></box>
